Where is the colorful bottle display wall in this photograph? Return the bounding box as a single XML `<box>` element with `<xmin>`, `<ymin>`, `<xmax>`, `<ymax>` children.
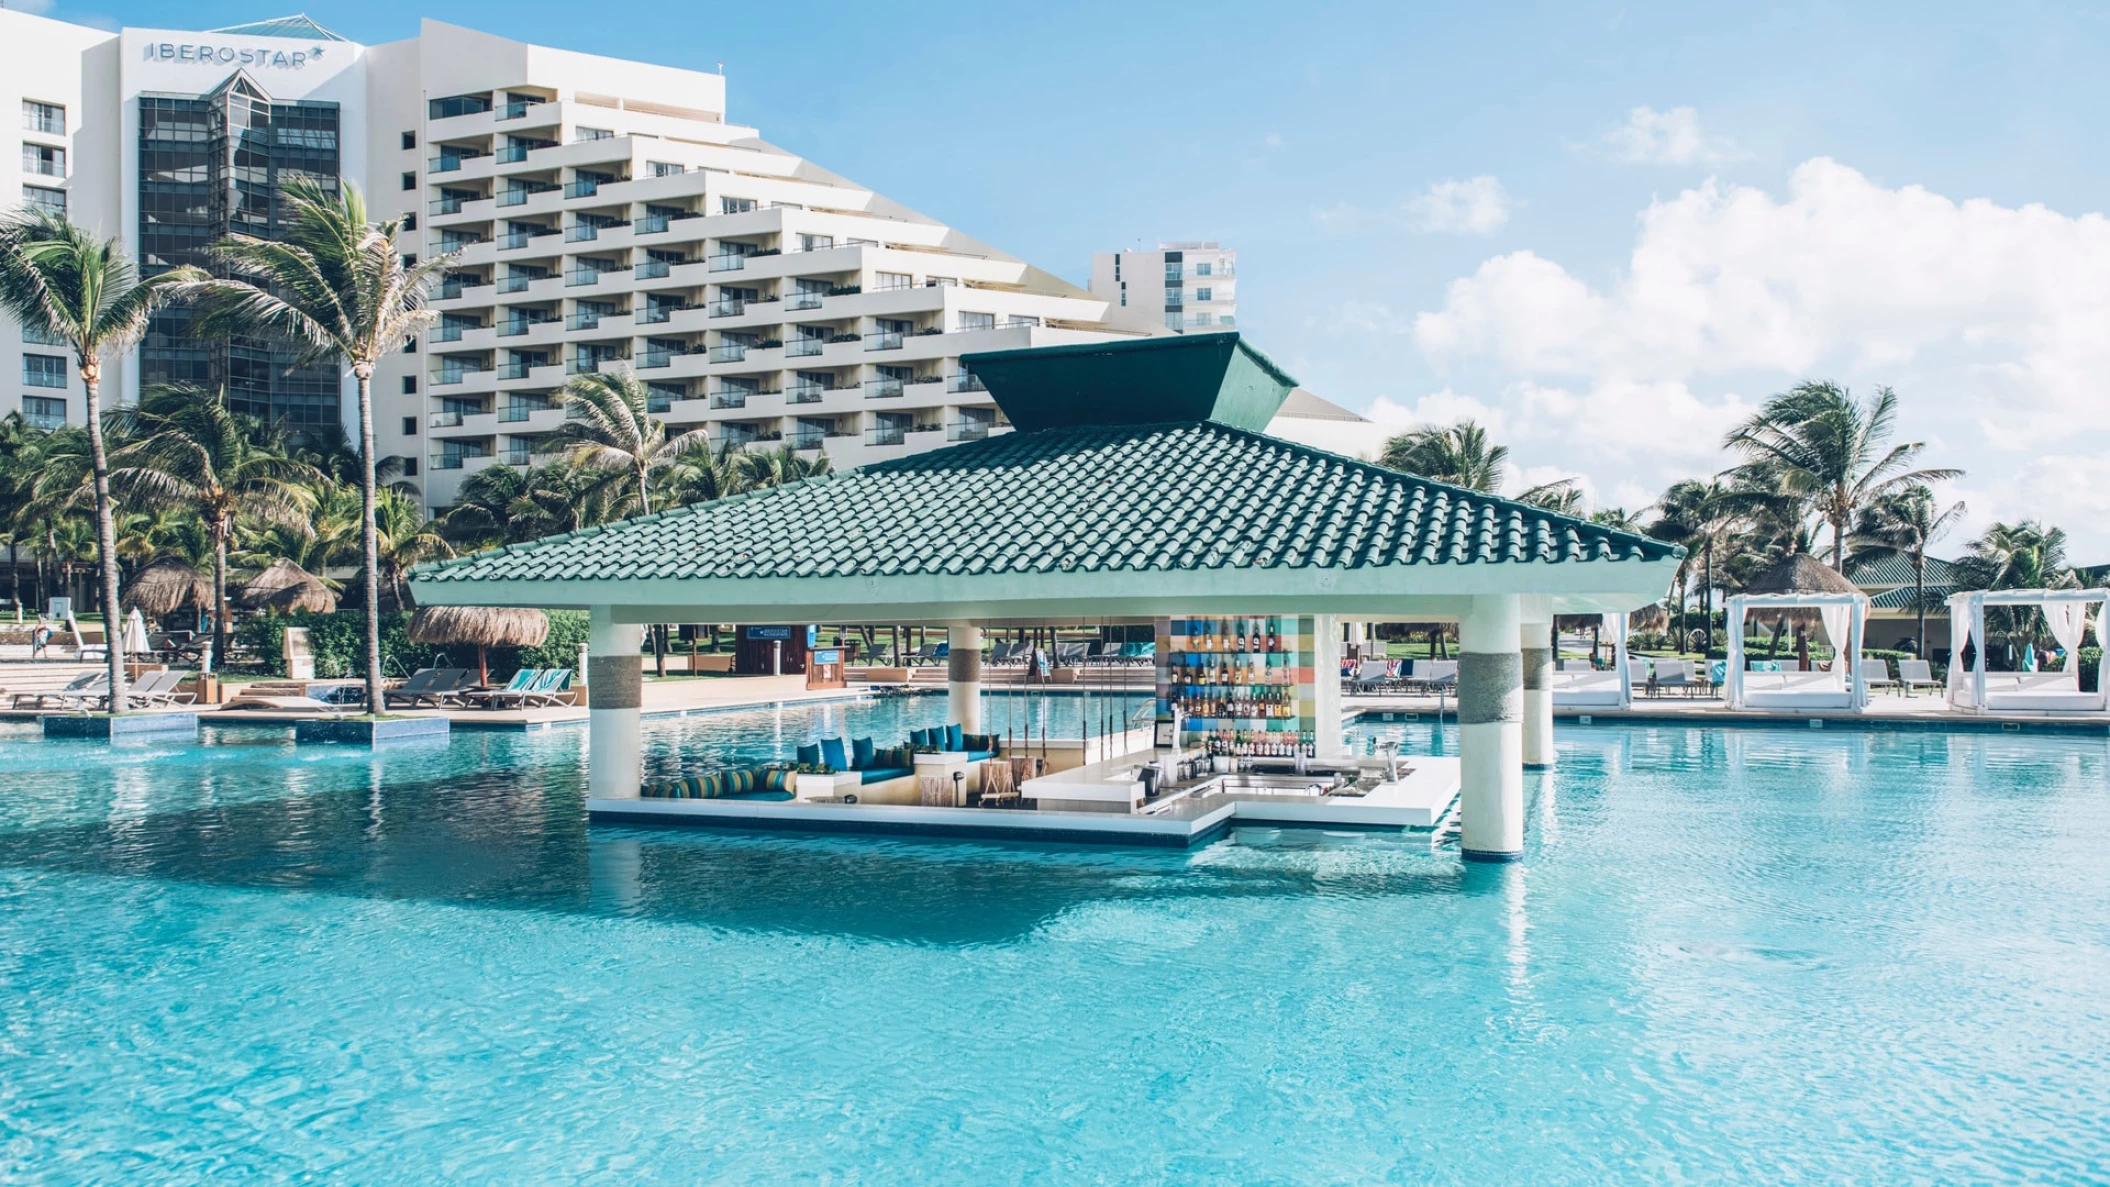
<box><xmin>1155</xmin><ymin>616</ymin><xmax>1318</xmax><ymax>758</ymax></box>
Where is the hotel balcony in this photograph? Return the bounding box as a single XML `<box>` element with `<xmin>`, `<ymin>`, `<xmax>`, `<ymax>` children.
<box><xmin>864</xmin><ymin>377</ymin><xmax>904</xmax><ymax>400</ymax></box>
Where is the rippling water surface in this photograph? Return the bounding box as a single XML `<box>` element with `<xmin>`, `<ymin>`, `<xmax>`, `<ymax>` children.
<box><xmin>1</xmin><ymin>700</ymin><xmax>2106</xmax><ymax>1182</ymax></box>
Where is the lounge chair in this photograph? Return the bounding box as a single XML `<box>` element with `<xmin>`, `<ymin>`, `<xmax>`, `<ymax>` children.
<box><xmin>1861</xmin><ymin>659</ymin><xmax>1896</xmax><ymax>695</ymax></box>
<box><xmin>460</xmin><ymin>668</ymin><xmax>541</xmax><ymax>709</ymax></box>
<box><xmin>127</xmin><ymin>669</ymin><xmax>196</xmax><ymax>708</ymax></box>
<box><xmin>1898</xmin><ymin>659</ymin><xmax>1938</xmax><ymax>697</ymax></box>
<box><xmin>986</xmin><ymin>641</ymin><xmax>1018</xmax><ymax>665</ymax></box>
<box><xmin>383</xmin><ymin>667</ymin><xmax>470</xmax><ymax>709</ymax></box>
<box><xmin>10</xmin><ymin>670</ymin><xmax>100</xmax><ymax>709</ymax></box>
<box><xmin>1627</xmin><ymin>659</ymin><xmax>1650</xmax><ymax>687</ymax></box>
<box><xmin>1412</xmin><ymin>660</ymin><xmax>1458</xmax><ymax>695</ymax></box>
<box><xmin>907</xmin><ymin>643</ymin><xmax>941</xmax><ymax>666</ymax></box>
<box><xmin>1054</xmin><ymin>641</ymin><xmax>1089</xmax><ymax>667</ymax></box>
<box><xmin>1345</xmin><ymin>660</ymin><xmax>1394</xmax><ymax>695</ymax></box>
<box><xmin>519</xmin><ymin>668</ymin><xmax>574</xmax><ymax>707</ymax></box>
<box><xmin>1653</xmin><ymin>659</ymin><xmax>1695</xmax><ymax>697</ymax></box>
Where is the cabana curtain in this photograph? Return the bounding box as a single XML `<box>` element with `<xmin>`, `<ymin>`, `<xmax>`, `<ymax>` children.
<box><xmin>2046</xmin><ymin>601</ymin><xmax>2088</xmax><ymax>674</ymax></box>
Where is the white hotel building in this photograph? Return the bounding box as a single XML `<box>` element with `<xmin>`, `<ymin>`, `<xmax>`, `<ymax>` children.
<box><xmin>1090</xmin><ymin>243</ymin><xmax>1237</xmax><ymax>334</ymax></box>
<box><xmin>4</xmin><ymin>11</ymin><xmax>1364</xmax><ymax>509</ymax></box>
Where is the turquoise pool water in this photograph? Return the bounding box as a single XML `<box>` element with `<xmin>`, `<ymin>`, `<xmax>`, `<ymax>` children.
<box><xmin>1</xmin><ymin>698</ymin><xmax>2106</xmax><ymax>1181</ymax></box>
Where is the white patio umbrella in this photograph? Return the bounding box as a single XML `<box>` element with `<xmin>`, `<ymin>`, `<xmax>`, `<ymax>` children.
<box><xmin>122</xmin><ymin>607</ymin><xmax>150</xmax><ymax>656</ymax></box>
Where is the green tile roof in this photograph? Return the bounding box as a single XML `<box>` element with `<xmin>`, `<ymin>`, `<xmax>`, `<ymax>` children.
<box><xmin>1847</xmin><ymin>554</ymin><xmax>1957</xmax><ymax>588</ymax></box>
<box><xmin>966</xmin><ymin>333</ymin><xmax>1295</xmax><ymax>433</ymax></box>
<box><xmin>415</xmin><ymin>422</ymin><xmax>1678</xmax><ymax>593</ymax></box>
<box><xmin>1869</xmin><ymin>585</ymin><xmax>1953</xmax><ymax>610</ymax></box>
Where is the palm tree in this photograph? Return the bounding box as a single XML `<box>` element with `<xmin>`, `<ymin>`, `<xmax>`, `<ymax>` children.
<box><xmin>1377</xmin><ymin>420</ymin><xmax>1507</xmax><ymax>491</ymax></box>
<box><xmin>0</xmin><ymin>210</ymin><xmax>183</xmax><ymax>711</ymax></box>
<box><xmin>168</xmin><ymin>178</ymin><xmax>457</xmax><ymax>715</ymax></box>
<box><xmin>1847</xmin><ymin>484</ymin><xmax>1966</xmax><ymax>655</ymax></box>
<box><xmin>657</xmin><ymin>436</ymin><xmax>748</xmax><ymax>507</ymax></box>
<box><xmin>1723</xmin><ymin>381</ymin><xmax>1961</xmax><ymax>572</ymax></box>
<box><xmin>371</xmin><ymin>487</ymin><xmax>451</xmax><ymax>607</ymax></box>
<box><xmin>733</xmin><ymin>442</ymin><xmax>834</xmax><ymax>491</ymax></box>
<box><xmin>1955</xmin><ymin>521</ymin><xmax>2072</xmax><ymax>658</ymax></box>
<box><xmin>544</xmin><ymin>369</ymin><xmax>706</xmax><ymax>517</ymax></box>
<box><xmin>1649</xmin><ymin>480</ymin><xmax>1712</xmax><ymax>651</ymax></box>
<box><xmin>440</xmin><ymin>463</ymin><xmax>589</xmax><ymax>549</ymax></box>
<box><xmin>110</xmin><ymin>386</ymin><xmax>319</xmax><ymax>666</ymax></box>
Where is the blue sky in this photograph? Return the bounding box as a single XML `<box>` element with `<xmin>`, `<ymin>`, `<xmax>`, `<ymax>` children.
<box><xmin>41</xmin><ymin>0</ymin><xmax>2110</xmax><ymax>556</ymax></box>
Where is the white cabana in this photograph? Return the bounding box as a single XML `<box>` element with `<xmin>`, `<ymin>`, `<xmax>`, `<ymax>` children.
<box><xmin>1725</xmin><ymin>593</ymin><xmax>1868</xmax><ymax>711</ymax></box>
<box><xmin>1945</xmin><ymin>589</ymin><xmax>2110</xmax><ymax>713</ymax></box>
<box><xmin>1552</xmin><ymin>611</ymin><xmax>1632</xmax><ymax>708</ymax></box>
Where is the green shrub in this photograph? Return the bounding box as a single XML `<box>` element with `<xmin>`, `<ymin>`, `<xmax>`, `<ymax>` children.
<box><xmin>235</xmin><ymin>608</ymin><xmax>591</xmax><ymax>679</ymax></box>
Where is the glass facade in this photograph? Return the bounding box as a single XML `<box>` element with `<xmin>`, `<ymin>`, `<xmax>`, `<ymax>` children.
<box><xmin>138</xmin><ymin>75</ymin><xmax>345</xmax><ymax>429</ymax></box>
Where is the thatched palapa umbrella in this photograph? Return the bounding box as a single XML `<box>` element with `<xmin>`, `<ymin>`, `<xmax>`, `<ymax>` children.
<box><xmin>237</xmin><ymin>558</ymin><xmax>339</xmax><ymax>615</ymax></box>
<box><xmin>123</xmin><ymin>556</ymin><xmax>212</xmax><ymax>622</ymax></box>
<box><xmin>1743</xmin><ymin>553</ymin><xmax>1864</xmax><ymax>667</ymax></box>
<box><xmin>1628</xmin><ymin>603</ymin><xmax>1669</xmax><ymax>633</ymax></box>
<box><xmin>406</xmin><ymin>605</ymin><xmax>549</xmax><ymax>686</ymax></box>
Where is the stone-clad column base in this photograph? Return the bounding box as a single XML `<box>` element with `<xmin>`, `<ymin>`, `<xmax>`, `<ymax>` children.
<box><xmin>1458</xmin><ymin>595</ymin><xmax>1524</xmax><ymax>862</ymax></box>
<box><xmin>947</xmin><ymin>623</ymin><xmax>983</xmax><ymax>734</ymax></box>
<box><xmin>588</xmin><ymin>608</ymin><xmax>644</xmax><ymax>801</ymax></box>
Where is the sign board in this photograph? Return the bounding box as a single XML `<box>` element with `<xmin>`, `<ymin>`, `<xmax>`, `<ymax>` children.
<box><xmin>746</xmin><ymin>626</ymin><xmax>794</xmax><ymax>640</ymax></box>
<box><xmin>46</xmin><ymin>597</ymin><xmax>72</xmax><ymax>619</ymax></box>
<box><xmin>812</xmin><ymin>649</ymin><xmax>842</xmax><ymax>665</ymax></box>
<box><xmin>284</xmin><ymin>626</ymin><xmax>316</xmax><ymax>681</ymax></box>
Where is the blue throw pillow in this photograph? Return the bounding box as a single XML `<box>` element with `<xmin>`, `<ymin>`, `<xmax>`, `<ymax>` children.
<box><xmin>796</xmin><ymin>743</ymin><xmax>821</xmax><ymax>768</ymax></box>
<box><xmin>820</xmin><ymin>737</ymin><xmax>848</xmax><ymax>771</ymax></box>
<box><xmin>909</xmin><ymin>727</ymin><xmax>931</xmax><ymax>748</ymax></box>
<box><xmin>851</xmin><ymin>736</ymin><xmax>875</xmax><ymax>770</ymax></box>
<box><xmin>945</xmin><ymin>723</ymin><xmax>964</xmax><ymax>752</ymax></box>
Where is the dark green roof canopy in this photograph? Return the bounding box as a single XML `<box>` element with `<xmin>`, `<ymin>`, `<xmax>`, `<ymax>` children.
<box><xmin>412</xmin><ymin>421</ymin><xmax>1680</xmax><ymax>622</ymax></box>
<box><xmin>965</xmin><ymin>334</ymin><xmax>1294</xmax><ymax>433</ymax></box>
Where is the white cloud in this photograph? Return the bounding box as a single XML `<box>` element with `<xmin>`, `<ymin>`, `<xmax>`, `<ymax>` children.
<box><xmin>1406</xmin><ymin>156</ymin><xmax>2110</xmax><ymax>553</ymax></box>
<box><xmin>1315</xmin><ymin>176</ymin><xmax>1514</xmax><ymax>238</ymax></box>
<box><xmin>1404</xmin><ymin>176</ymin><xmax>1513</xmax><ymax>235</ymax></box>
<box><xmin>1588</xmin><ymin>105</ymin><xmax>1742</xmax><ymax>166</ymax></box>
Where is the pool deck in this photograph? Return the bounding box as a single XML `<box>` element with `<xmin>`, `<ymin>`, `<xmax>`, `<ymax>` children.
<box><xmin>1345</xmin><ymin>691</ymin><xmax>2110</xmax><ymax>733</ymax></box>
<box><xmin>590</xmin><ymin>756</ymin><xmax>1465</xmax><ymax>848</ymax></box>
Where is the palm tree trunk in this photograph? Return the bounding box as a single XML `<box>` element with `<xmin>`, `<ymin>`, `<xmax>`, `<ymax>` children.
<box><xmin>356</xmin><ymin>370</ymin><xmax>384</xmax><ymax>716</ymax></box>
<box><xmin>1912</xmin><ymin>553</ymin><xmax>1927</xmax><ymax>656</ymax></box>
<box><xmin>82</xmin><ymin>375</ymin><xmax>127</xmax><ymax>715</ymax></box>
<box><xmin>211</xmin><ymin>527</ymin><xmax>229</xmax><ymax>672</ymax></box>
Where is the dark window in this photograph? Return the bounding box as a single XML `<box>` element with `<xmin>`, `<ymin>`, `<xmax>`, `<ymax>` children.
<box><xmin>403</xmin><ymin>212</ymin><xmax>417</xmax><ymax>231</ymax></box>
<box><xmin>403</xmin><ymin>336</ymin><xmax>417</xmax><ymax>353</ymax></box>
<box><xmin>401</xmin><ymin>376</ymin><xmax>417</xmax><ymax>394</ymax></box>
<box><xmin>22</xmin><ymin>185</ymin><xmax>65</xmax><ymax>214</ymax></box>
<box><xmin>137</xmin><ymin>83</ymin><xmax>346</xmax><ymax>430</ymax></box>
<box><xmin>401</xmin><ymin>254</ymin><xmax>417</xmax><ymax>268</ymax></box>
<box><xmin>22</xmin><ymin>395</ymin><xmax>65</xmax><ymax>429</ymax></box>
<box><xmin>23</xmin><ymin>354</ymin><xmax>67</xmax><ymax>388</ymax></box>
<box><xmin>427</xmin><ymin>94</ymin><xmax>493</xmax><ymax>120</ymax></box>
<box><xmin>403</xmin><ymin>457</ymin><xmax>418</xmax><ymax>477</ymax></box>
<box><xmin>400</xmin><ymin>130</ymin><xmax>416</xmax><ymax>150</ymax></box>
<box><xmin>402</xmin><ymin>171</ymin><xmax>416</xmax><ymax>191</ymax></box>
<box><xmin>402</xmin><ymin>416</ymin><xmax>417</xmax><ymax>435</ymax></box>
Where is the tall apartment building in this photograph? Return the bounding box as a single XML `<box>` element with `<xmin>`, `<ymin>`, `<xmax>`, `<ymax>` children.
<box><xmin>6</xmin><ymin>14</ymin><xmax>1364</xmax><ymax>511</ymax></box>
<box><xmin>1089</xmin><ymin>242</ymin><xmax>1237</xmax><ymax>334</ymax></box>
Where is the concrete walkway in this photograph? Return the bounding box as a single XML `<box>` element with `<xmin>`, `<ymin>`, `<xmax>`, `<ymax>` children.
<box><xmin>1345</xmin><ymin>691</ymin><xmax>2110</xmax><ymax>733</ymax></box>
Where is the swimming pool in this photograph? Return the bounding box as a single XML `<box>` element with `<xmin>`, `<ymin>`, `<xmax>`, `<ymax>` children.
<box><xmin>1</xmin><ymin>699</ymin><xmax>2105</xmax><ymax>1181</ymax></box>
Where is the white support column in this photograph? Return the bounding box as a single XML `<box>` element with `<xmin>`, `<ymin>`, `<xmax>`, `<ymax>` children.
<box><xmin>1457</xmin><ymin>594</ymin><xmax>1525</xmax><ymax>862</ymax></box>
<box><xmin>947</xmin><ymin>622</ymin><xmax>983</xmax><ymax>734</ymax></box>
<box><xmin>1312</xmin><ymin>614</ymin><xmax>1344</xmax><ymax>755</ymax></box>
<box><xmin>1518</xmin><ymin>600</ymin><xmax>1554</xmax><ymax>770</ymax></box>
<box><xmin>587</xmin><ymin>606</ymin><xmax>644</xmax><ymax>801</ymax></box>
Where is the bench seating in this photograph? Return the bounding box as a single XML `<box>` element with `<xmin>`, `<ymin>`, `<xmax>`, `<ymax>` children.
<box><xmin>642</xmin><ymin>766</ymin><xmax>797</xmax><ymax>800</ymax></box>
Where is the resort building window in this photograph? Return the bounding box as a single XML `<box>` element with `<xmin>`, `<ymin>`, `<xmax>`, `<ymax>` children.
<box><xmin>22</xmin><ymin>100</ymin><xmax>65</xmax><ymax>136</ymax></box>
<box><xmin>22</xmin><ymin>395</ymin><xmax>65</xmax><ymax>430</ymax></box>
<box><xmin>22</xmin><ymin>143</ymin><xmax>65</xmax><ymax>178</ymax></box>
<box><xmin>720</xmin><ymin>196</ymin><xmax>756</xmax><ymax>215</ymax></box>
<box><xmin>874</xmin><ymin>271</ymin><xmax>912</xmax><ymax>291</ymax></box>
<box><xmin>648</xmin><ymin>160</ymin><xmax>685</xmax><ymax>177</ymax></box>
<box><xmin>21</xmin><ymin>321</ymin><xmax>66</xmax><ymax>346</ymax></box>
<box><xmin>926</xmin><ymin>275</ymin><xmax>956</xmax><ymax>287</ymax></box>
<box><xmin>958</xmin><ymin>312</ymin><xmax>995</xmax><ymax>332</ymax></box>
<box><xmin>1196</xmin><ymin>287</ymin><xmax>1212</xmax><ymax>302</ymax></box>
<box><xmin>428</xmin><ymin>93</ymin><xmax>493</xmax><ymax>120</ymax></box>
<box><xmin>799</xmin><ymin>233</ymin><xmax>834</xmax><ymax>252</ymax></box>
<box><xmin>1005</xmin><ymin>315</ymin><xmax>1041</xmax><ymax>328</ymax></box>
<box><xmin>23</xmin><ymin>354</ymin><xmax>67</xmax><ymax>388</ymax></box>
<box><xmin>574</xmin><ymin>127</ymin><xmax>614</xmax><ymax>142</ymax></box>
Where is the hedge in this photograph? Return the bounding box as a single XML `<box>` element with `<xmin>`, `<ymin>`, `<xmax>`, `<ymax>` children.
<box><xmin>236</xmin><ymin>609</ymin><xmax>590</xmax><ymax>679</ymax></box>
